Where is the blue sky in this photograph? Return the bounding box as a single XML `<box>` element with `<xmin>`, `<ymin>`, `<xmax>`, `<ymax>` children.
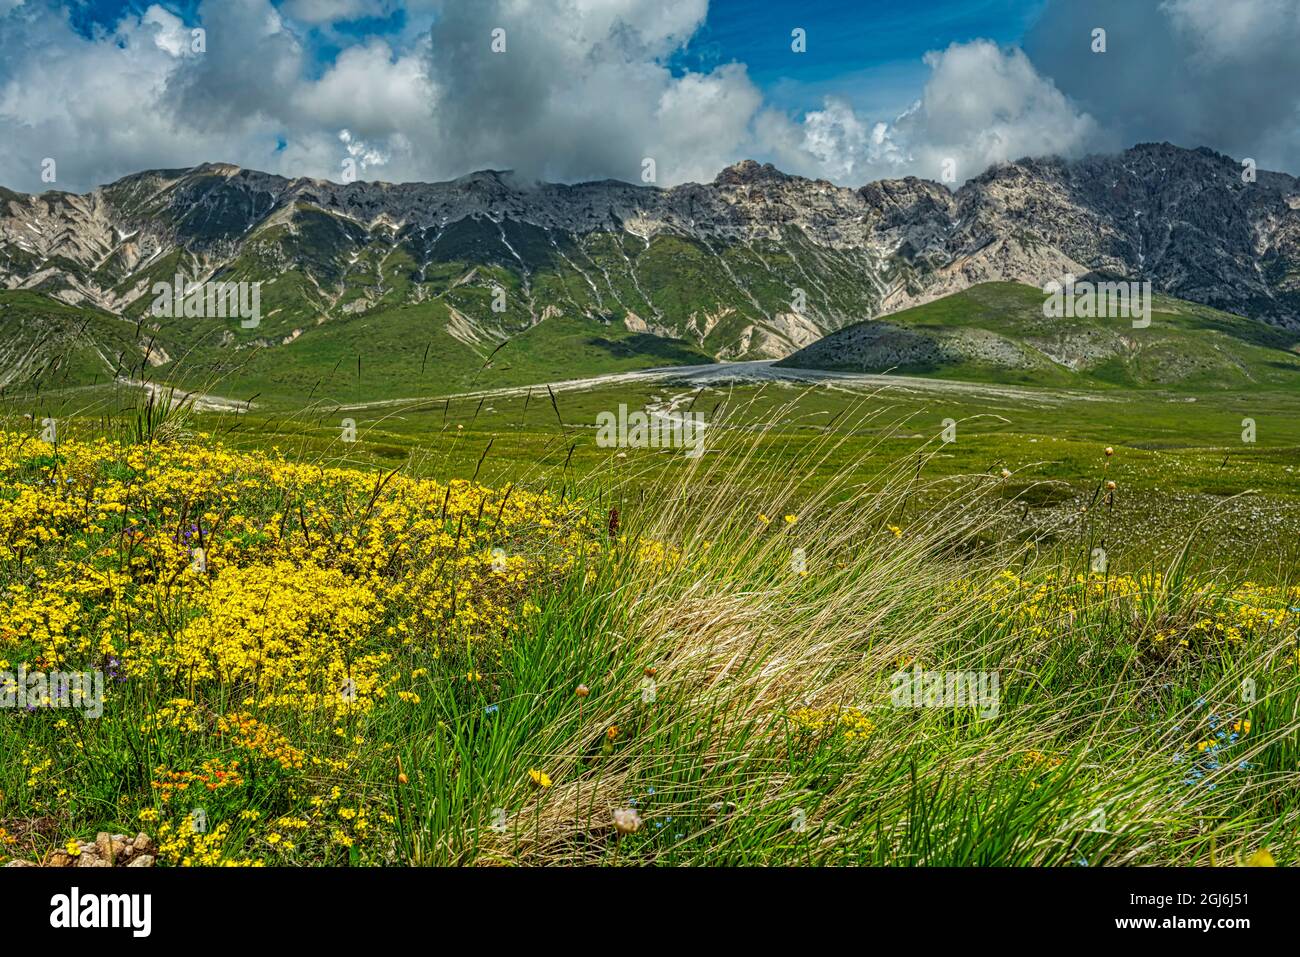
<box><xmin>678</xmin><ymin>0</ymin><xmax>1044</xmax><ymax>111</ymax></box>
<box><xmin>1</xmin><ymin>0</ymin><xmax>1296</xmax><ymax>193</ymax></box>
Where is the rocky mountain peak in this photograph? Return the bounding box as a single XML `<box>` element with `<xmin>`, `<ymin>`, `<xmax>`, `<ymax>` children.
<box><xmin>193</xmin><ymin>162</ymin><xmax>245</xmax><ymax>177</ymax></box>
<box><xmin>713</xmin><ymin>159</ymin><xmax>793</xmax><ymax>187</ymax></box>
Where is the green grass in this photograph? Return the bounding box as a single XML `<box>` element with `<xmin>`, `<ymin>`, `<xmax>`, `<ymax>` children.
<box><xmin>1</xmin><ymin>409</ymin><xmax>1295</xmax><ymax>866</ymax></box>
<box><xmin>11</xmin><ymin>355</ymin><xmax>1300</xmax><ymax>578</ymax></box>
<box><xmin>2</xmin><ymin>280</ymin><xmax>1298</xmax><ymax>867</ymax></box>
<box><xmin>0</xmin><ymin>291</ymin><xmax>143</xmax><ymax>391</ymax></box>
<box><xmin>780</xmin><ymin>282</ymin><xmax>1300</xmax><ymax>390</ymax></box>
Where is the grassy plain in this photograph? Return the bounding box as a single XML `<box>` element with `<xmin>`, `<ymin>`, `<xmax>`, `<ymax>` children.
<box><xmin>2</xmin><ymin>284</ymin><xmax>1297</xmax><ymax>867</ymax></box>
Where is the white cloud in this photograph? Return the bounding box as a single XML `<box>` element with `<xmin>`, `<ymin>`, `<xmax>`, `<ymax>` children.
<box><xmin>404</xmin><ymin>0</ymin><xmax>759</xmax><ymax>185</ymax></box>
<box><xmin>142</xmin><ymin>5</ymin><xmax>193</xmax><ymax>58</ymax></box>
<box><xmin>758</xmin><ymin>40</ymin><xmax>1098</xmax><ymax>185</ymax></box>
<box><xmin>339</xmin><ymin>128</ymin><xmax>390</xmax><ymax>171</ymax></box>
<box><xmin>290</xmin><ymin>40</ymin><xmax>431</xmax><ymax>136</ymax></box>
<box><xmin>5</xmin><ymin>0</ymin><xmax>1297</xmax><ymax>196</ymax></box>
<box><xmin>803</xmin><ymin>100</ymin><xmax>907</xmax><ymax>181</ymax></box>
<box><xmin>0</xmin><ymin>3</ymin><xmax>245</xmax><ymax>190</ymax></box>
<box><xmin>650</xmin><ymin>65</ymin><xmax>763</xmax><ymax>184</ymax></box>
<box><xmin>0</xmin><ymin>0</ymin><xmax>763</xmax><ymax>191</ymax></box>
<box><xmin>902</xmin><ymin>41</ymin><xmax>1099</xmax><ymax>181</ymax></box>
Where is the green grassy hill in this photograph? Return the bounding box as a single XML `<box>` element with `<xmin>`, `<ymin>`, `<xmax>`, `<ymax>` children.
<box><xmin>778</xmin><ymin>282</ymin><xmax>1300</xmax><ymax>390</ymax></box>
<box><xmin>9</xmin><ymin>276</ymin><xmax>1300</xmax><ymax>410</ymax></box>
<box><xmin>160</xmin><ymin>303</ymin><xmax>713</xmax><ymax>408</ymax></box>
<box><xmin>0</xmin><ymin>291</ymin><xmax>145</xmax><ymax>393</ymax></box>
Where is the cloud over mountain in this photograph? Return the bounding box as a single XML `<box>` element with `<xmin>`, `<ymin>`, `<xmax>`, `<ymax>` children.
<box><xmin>0</xmin><ymin>0</ymin><xmax>1298</xmax><ymax>193</ymax></box>
<box><xmin>757</xmin><ymin>40</ymin><xmax>1101</xmax><ymax>185</ymax></box>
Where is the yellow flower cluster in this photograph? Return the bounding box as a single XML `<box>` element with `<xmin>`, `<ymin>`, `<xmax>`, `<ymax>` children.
<box><xmin>1020</xmin><ymin>750</ymin><xmax>1064</xmax><ymax>770</ymax></box>
<box><xmin>1020</xmin><ymin>750</ymin><xmax>1064</xmax><ymax>790</ymax></box>
<box><xmin>0</xmin><ymin>430</ymin><xmax>601</xmax><ymax>711</ymax></box>
<box><xmin>965</xmin><ymin>571</ymin><xmax>1299</xmax><ymax>650</ymax></box>
<box><xmin>0</xmin><ymin>429</ymin><xmax>651</xmax><ymax>865</ymax></box>
<box><xmin>141</xmin><ymin>698</ymin><xmax>207</xmax><ymax>734</ymax></box>
<box><xmin>155</xmin><ymin>819</ymin><xmax>261</xmax><ymax>867</ymax></box>
<box><xmin>788</xmin><ymin>706</ymin><xmax>876</xmax><ymax>740</ymax></box>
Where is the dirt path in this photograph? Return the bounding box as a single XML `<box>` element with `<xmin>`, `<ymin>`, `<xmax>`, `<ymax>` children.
<box><xmin>331</xmin><ymin>360</ymin><xmax>1116</xmax><ymax>412</ymax></box>
<box><xmin>116</xmin><ymin>378</ymin><xmax>253</xmax><ymax>413</ymax></box>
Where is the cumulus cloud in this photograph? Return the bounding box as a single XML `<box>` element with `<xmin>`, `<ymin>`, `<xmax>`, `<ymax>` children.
<box><xmin>1</xmin><ymin>0</ymin><xmax>1299</xmax><ymax>195</ymax></box>
<box><xmin>338</xmin><ymin>128</ymin><xmax>391</xmax><ymax>173</ymax></box>
<box><xmin>752</xmin><ymin>0</ymin><xmax>1300</xmax><ymax>186</ymax></box>
<box><xmin>759</xmin><ymin>41</ymin><xmax>1100</xmax><ymax>185</ymax></box>
<box><xmin>0</xmin><ymin>0</ymin><xmax>766</xmax><ymax>191</ymax></box>
<box><xmin>405</xmin><ymin>0</ymin><xmax>759</xmax><ymax>185</ymax></box>
<box><xmin>900</xmin><ymin>42</ymin><xmax>1101</xmax><ymax>180</ymax></box>
<box><xmin>0</xmin><ymin>2</ymin><xmax>265</xmax><ymax>191</ymax></box>
<box><xmin>141</xmin><ymin>6</ymin><xmax>193</xmax><ymax>57</ymax></box>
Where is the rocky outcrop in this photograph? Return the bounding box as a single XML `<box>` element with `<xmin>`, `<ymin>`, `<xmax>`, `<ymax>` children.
<box><xmin>3</xmin><ymin>832</ymin><xmax>156</xmax><ymax>868</ymax></box>
<box><xmin>2</xmin><ymin>143</ymin><xmax>1297</xmax><ymax>366</ymax></box>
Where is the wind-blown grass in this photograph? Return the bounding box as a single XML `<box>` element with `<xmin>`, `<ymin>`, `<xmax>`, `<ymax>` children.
<box><xmin>0</xmin><ymin>403</ymin><xmax>1295</xmax><ymax>866</ymax></box>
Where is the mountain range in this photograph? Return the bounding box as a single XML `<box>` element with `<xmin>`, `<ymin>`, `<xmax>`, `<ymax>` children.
<box><xmin>3</xmin><ymin>141</ymin><xmax>1299</xmax><ymax>401</ymax></box>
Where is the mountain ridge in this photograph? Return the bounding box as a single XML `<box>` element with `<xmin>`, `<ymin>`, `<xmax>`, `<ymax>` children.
<box><xmin>3</xmin><ymin>142</ymin><xmax>1300</xmax><ymax>399</ymax></box>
